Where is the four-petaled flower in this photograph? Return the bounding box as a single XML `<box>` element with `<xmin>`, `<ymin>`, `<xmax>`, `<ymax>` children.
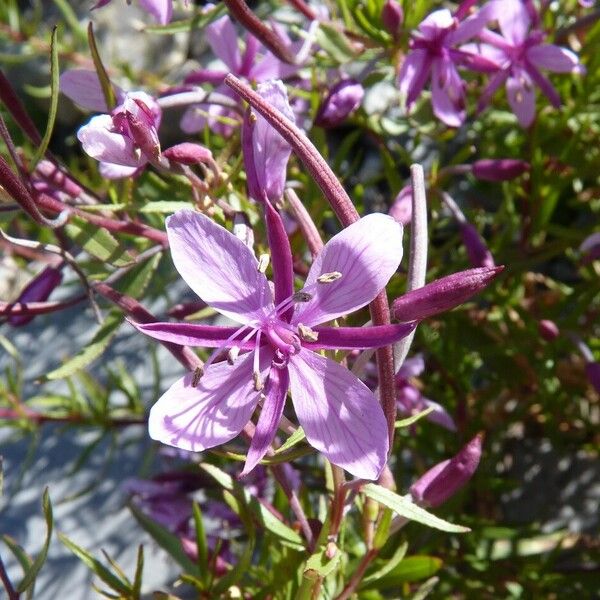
<box><xmin>133</xmin><ymin>210</ymin><xmax>416</xmax><ymax>479</ymax></box>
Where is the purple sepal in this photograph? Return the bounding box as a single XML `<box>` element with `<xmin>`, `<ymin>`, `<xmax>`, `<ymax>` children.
<box><xmin>410</xmin><ymin>433</ymin><xmax>483</xmax><ymax>507</ymax></box>
<box><xmin>9</xmin><ymin>266</ymin><xmax>63</xmax><ymax>326</ymax></box>
<box><xmin>314</xmin><ymin>79</ymin><xmax>364</xmax><ymax>129</ymax></box>
<box><xmin>392</xmin><ymin>266</ymin><xmax>503</xmax><ymax>322</ymax></box>
<box><xmin>472</xmin><ymin>159</ymin><xmax>529</xmax><ymax>181</ymax></box>
<box><xmin>381</xmin><ymin>0</ymin><xmax>404</xmax><ymax>38</ymax></box>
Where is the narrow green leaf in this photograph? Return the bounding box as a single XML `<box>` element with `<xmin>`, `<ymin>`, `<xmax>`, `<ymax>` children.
<box><xmin>128</xmin><ymin>502</ymin><xmax>199</xmax><ymax>574</ymax></box>
<box><xmin>114</xmin><ymin>252</ymin><xmax>162</xmax><ymax>299</ymax></box>
<box><xmin>17</xmin><ymin>488</ymin><xmax>53</xmax><ymax>592</ymax></box>
<box><xmin>44</xmin><ymin>312</ymin><xmax>122</xmax><ymax>380</ymax></box>
<box><xmin>192</xmin><ymin>503</ymin><xmax>208</xmax><ymax>579</ymax></box>
<box><xmin>31</xmin><ymin>27</ymin><xmax>58</xmax><ymax>167</ymax></box>
<box><xmin>65</xmin><ymin>218</ymin><xmax>135</xmax><ymax>266</ymax></box>
<box><xmin>2</xmin><ymin>535</ymin><xmax>33</xmax><ymax>575</ymax></box>
<box><xmin>58</xmin><ymin>533</ymin><xmax>132</xmax><ymax>595</ymax></box>
<box><xmin>395</xmin><ymin>407</ymin><xmax>434</xmax><ymax>428</ymax></box>
<box><xmin>276</xmin><ymin>427</ymin><xmax>306</xmax><ymax>454</ymax></box>
<box><xmin>87</xmin><ymin>21</ymin><xmax>116</xmax><ymax>109</ymax></box>
<box><xmin>139</xmin><ymin>201</ymin><xmax>194</xmax><ymax>213</ymax></box>
<box><xmin>362</xmin><ymin>556</ymin><xmax>442</xmax><ymax>590</ymax></box>
<box><xmin>412</xmin><ymin>576</ymin><xmax>440</xmax><ymax>600</ymax></box>
<box><xmin>132</xmin><ymin>545</ymin><xmax>144</xmax><ymax>598</ymax></box>
<box><xmin>303</xmin><ymin>546</ymin><xmax>341</xmax><ymax>580</ymax></box>
<box><xmin>373</xmin><ymin>507</ymin><xmax>393</xmax><ymax>549</ymax></box>
<box><xmin>360</xmin><ymin>542</ymin><xmax>408</xmax><ymax>587</ymax></box>
<box><xmin>315</xmin><ymin>23</ymin><xmax>357</xmax><ymax>63</ymax></box>
<box><xmin>362</xmin><ymin>484</ymin><xmax>471</xmax><ymax>533</ymax></box>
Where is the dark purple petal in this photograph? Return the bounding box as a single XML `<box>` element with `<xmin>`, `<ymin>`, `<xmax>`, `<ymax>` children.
<box><xmin>585</xmin><ymin>362</ymin><xmax>600</xmax><ymax>394</ymax></box>
<box><xmin>314</xmin><ymin>79</ymin><xmax>364</xmax><ymax>128</ymax></box>
<box><xmin>184</xmin><ymin>69</ymin><xmax>229</xmax><ymax>86</ymax></box>
<box><xmin>398</xmin><ymin>49</ymin><xmax>432</xmax><ymax>109</ymax></box>
<box><xmin>9</xmin><ymin>266</ymin><xmax>63</xmax><ymax>326</ymax></box>
<box><xmin>461</xmin><ymin>223</ymin><xmax>495</xmax><ymax>268</ymax></box>
<box><xmin>305</xmin><ymin>322</ymin><xmax>417</xmax><ymax>350</ymax></box>
<box><xmin>472</xmin><ymin>159</ymin><xmax>529</xmax><ymax>181</ymax></box>
<box><xmin>525</xmin><ymin>64</ymin><xmax>561</xmax><ymax>108</ymax></box>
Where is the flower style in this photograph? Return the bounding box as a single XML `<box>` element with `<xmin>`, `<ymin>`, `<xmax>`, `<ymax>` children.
<box><xmin>398</xmin><ymin>5</ymin><xmax>496</xmax><ymax>127</ymax></box>
<box><xmin>469</xmin><ymin>0</ymin><xmax>585</xmax><ymax>127</ymax></box>
<box><xmin>180</xmin><ymin>10</ymin><xmax>299</xmax><ymax>136</ymax></box>
<box><xmin>77</xmin><ymin>91</ymin><xmax>162</xmax><ymax>179</ymax></box>
<box><xmin>132</xmin><ymin>210</ymin><xmax>416</xmax><ymax>479</ymax></box>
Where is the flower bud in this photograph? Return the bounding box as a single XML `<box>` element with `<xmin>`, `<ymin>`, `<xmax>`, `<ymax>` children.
<box><xmin>389</xmin><ymin>185</ymin><xmax>412</xmax><ymax>225</ymax></box>
<box><xmin>580</xmin><ymin>232</ymin><xmax>600</xmax><ymax>264</ymax></box>
<box><xmin>9</xmin><ymin>266</ymin><xmax>63</xmax><ymax>326</ymax></box>
<box><xmin>314</xmin><ymin>79</ymin><xmax>364</xmax><ymax>129</ymax></box>
<box><xmin>461</xmin><ymin>222</ymin><xmax>495</xmax><ymax>268</ymax></box>
<box><xmin>410</xmin><ymin>433</ymin><xmax>483</xmax><ymax>507</ymax></box>
<box><xmin>585</xmin><ymin>362</ymin><xmax>600</xmax><ymax>394</ymax></box>
<box><xmin>381</xmin><ymin>0</ymin><xmax>404</xmax><ymax>38</ymax></box>
<box><xmin>392</xmin><ymin>266</ymin><xmax>503</xmax><ymax>322</ymax></box>
<box><xmin>538</xmin><ymin>319</ymin><xmax>559</xmax><ymax>342</ymax></box>
<box><xmin>163</xmin><ymin>143</ymin><xmax>213</xmax><ymax>165</ymax></box>
<box><xmin>472</xmin><ymin>159</ymin><xmax>529</xmax><ymax>182</ymax></box>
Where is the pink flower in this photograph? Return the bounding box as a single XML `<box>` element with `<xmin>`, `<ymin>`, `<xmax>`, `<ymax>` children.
<box><xmin>92</xmin><ymin>0</ymin><xmax>175</xmax><ymax>25</ymax></box>
<box><xmin>132</xmin><ymin>210</ymin><xmax>416</xmax><ymax>479</ymax></box>
<box><xmin>77</xmin><ymin>91</ymin><xmax>162</xmax><ymax>179</ymax></box>
<box><xmin>468</xmin><ymin>0</ymin><xmax>585</xmax><ymax>127</ymax></box>
<box><xmin>398</xmin><ymin>5</ymin><xmax>496</xmax><ymax>127</ymax></box>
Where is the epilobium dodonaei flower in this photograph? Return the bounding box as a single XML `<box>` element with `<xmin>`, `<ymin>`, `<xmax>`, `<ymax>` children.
<box><xmin>132</xmin><ymin>210</ymin><xmax>416</xmax><ymax>479</ymax></box>
<box><xmin>77</xmin><ymin>91</ymin><xmax>162</xmax><ymax>179</ymax></box>
<box><xmin>398</xmin><ymin>4</ymin><xmax>496</xmax><ymax>127</ymax></box>
<box><xmin>314</xmin><ymin>79</ymin><xmax>365</xmax><ymax>129</ymax></box>
<box><xmin>470</xmin><ymin>0</ymin><xmax>585</xmax><ymax>127</ymax></box>
<box><xmin>242</xmin><ymin>81</ymin><xmax>294</xmax><ymax>204</ymax></box>
<box><xmin>410</xmin><ymin>433</ymin><xmax>483</xmax><ymax>507</ymax></box>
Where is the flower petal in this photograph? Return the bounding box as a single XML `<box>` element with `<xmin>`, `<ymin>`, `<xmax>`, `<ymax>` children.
<box><xmin>494</xmin><ymin>0</ymin><xmax>530</xmax><ymax>46</ymax></box>
<box><xmin>292</xmin><ymin>214</ymin><xmax>403</xmax><ymax>327</ymax></box>
<box><xmin>287</xmin><ymin>349</ymin><xmax>389</xmax><ymax>479</ymax></box>
<box><xmin>166</xmin><ymin>210</ymin><xmax>273</xmax><ymax>324</ymax></box>
<box><xmin>60</xmin><ymin>69</ymin><xmax>122</xmax><ymax>113</ymax></box>
<box><xmin>241</xmin><ymin>366</ymin><xmax>289</xmax><ymax>476</ymax></box>
<box><xmin>139</xmin><ymin>0</ymin><xmax>172</xmax><ymax>24</ymax></box>
<box><xmin>398</xmin><ymin>49</ymin><xmax>431</xmax><ymax>109</ymax></box>
<box><xmin>207</xmin><ymin>15</ymin><xmax>241</xmax><ymax>72</ymax></box>
<box><xmin>506</xmin><ymin>68</ymin><xmax>536</xmax><ymax>127</ymax></box>
<box><xmin>526</xmin><ymin>44</ymin><xmax>584</xmax><ymax>74</ymax></box>
<box><xmin>99</xmin><ymin>162</ymin><xmax>140</xmax><ymax>179</ymax></box>
<box><xmin>148</xmin><ymin>351</ymin><xmax>269</xmax><ymax>452</ymax></box>
<box><xmin>431</xmin><ymin>58</ymin><xmax>466</xmax><ymax>127</ymax></box>
<box><xmin>130</xmin><ymin>321</ymin><xmax>255</xmax><ymax>349</ymax></box>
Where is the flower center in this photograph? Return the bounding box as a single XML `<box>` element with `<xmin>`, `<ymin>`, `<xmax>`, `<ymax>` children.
<box><xmin>264</xmin><ymin>319</ymin><xmax>301</xmax><ymax>357</ymax></box>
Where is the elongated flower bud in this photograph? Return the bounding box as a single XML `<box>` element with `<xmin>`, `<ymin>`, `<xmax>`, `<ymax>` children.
<box><xmin>388</xmin><ymin>185</ymin><xmax>412</xmax><ymax>225</ymax></box>
<box><xmin>314</xmin><ymin>79</ymin><xmax>364</xmax><ymax>128</ymax></box>
<box><xmin>163</xmin><ymin>143</ymin><xmax>213</xmax><ymax>165</ymax></box>
<box><xmin>9</xmin><ymin>266</ymin><xmax>63</xmax><ymax>326</ymax></box>
<box><xmin>538</xmin><ymin>319</ymin><xmax>559</xmax><ymax>341</ymax></box>
<box><xmin>381</xmin><ymin>0</ymin><xmax>403</xmax><ymax>38</ymax></box>
<box><xmin>392</xmin><ymin>266</ymin><xmax>503</xmax><ymax>322</ymax></box>
<box><xmin>410</xmin><ymin>433</ymin><xmax>483</xmax><ymax>507</ymax></box>
<box><xmin>472</xmin><ymin>159</ymin><xmax>529</xmax><ymax>182</ymax></box>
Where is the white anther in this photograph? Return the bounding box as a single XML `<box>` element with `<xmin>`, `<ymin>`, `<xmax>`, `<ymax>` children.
<box><xmin>228</xmin><ymin>346</ymin><xmax>240</xmax><ymax>364</ymax></box>
<box><xmin>257</xmin><ymin>253</ymin><xmax>270</xmax><ymax>273</ymax></box>
<box><xmin>317</xmin><ymin>271</ymin><xmax>342</xmax><ymax>284</ymax></box>
<box><xmin>298</xmin><ymin>323</ymin><xmax>319</xmax><ymax>342</ymax></box>
<box><xmin>253</xmin><ymin>371</ymin><xmax>264</xmax><ymax>392</ymax></box>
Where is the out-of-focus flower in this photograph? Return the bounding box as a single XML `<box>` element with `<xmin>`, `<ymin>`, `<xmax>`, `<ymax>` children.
<box><xmin>314</xmin><ymin>79</ymin><xmax>364</xmax><ymax>128</ymax></box>
<box><xmin>132</xmin><ymin>210</ymin><xmax>416</xmax><ymax>479</ymax></box>
<box><xmin>471</xmin><ymin>158</ymin><xmax>529</xmax><ymax>181</ymax></box>
<box><xmin>396</xmin><ymin>355</ymin><xmax>456</xmax><ymax>431</ymax></box>
<box><xmin>392</xmin><ymin>266</ymin><xmax>502</xmax><ymax>322</ymax></box>
<box><xmin>92</xmin><ymin>0</ymin><xmax>179</xmax><ymax>25</ymax></box>
<box><xmin>410</xmin><ymin>433</ymin><xmax>483</xmax><ymax>507</ymax></box>
<box><xmin>580</xmin><ymin>232</ymin><xmax>600</xmax><ymax>264</ymax></box>
<box><xmin>8</xmin><ymin>266</ymin><xmax>63</xmax><ymax>327</ymax></box>
<box><xmin>398</xmin><ymin>5</ymin><xmax>497</xmax><ymax>127</ymax></box>
<box><xmin>538</xmin><ymin>319</ymin><xmax>559</xmax><ymax>341</ymax></box>
<box><xmin>180</xmin><ymin>10</ymin><xmax>299</xmax><ymax>136</ymax></box>
<box><xmin>585</xmin><ymin>362</ymin><xmax>600</xmax><ymax>394</ymax></box>
<box><xmin>242</xmin><ymin>81</ymin><xmax>294</xmax><ymax>204</ymax></box>
<box><xmin>389</xmin><ymin>185</ymin><xmax>412</xmax><ymax>226</ymax></box>
<box><xmin>381</xmin><ymin>0</ymin><xmax>404</xmax><ymax>39</ymax></box>
<box><xmin>77</xmin><ymin>91</ymin><xmax>162</xmax><ymax>179</ymax></box>
<box><xmin>469</xmin><ymin>0</ymin><xmax>585</xmax><ymax>127</ymax></box>
<box><xmin>60</xmin><ymin>69</ymin><xmax>125</xmax><ymax>113</ymax></box>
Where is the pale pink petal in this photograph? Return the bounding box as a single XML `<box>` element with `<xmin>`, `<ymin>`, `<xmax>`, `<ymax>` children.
<box><xmin>99</xmin><ymin>162</ymin><xmax>140</xmax><ymax>179</ymax></box>
<box><xmin>60</xmin><ymin>69</ymin><xmax>122</xmax><ymax>113</ymax></box>
<box><xmin>292</xmin><ymin>214</ymin><xmax>403</xmax><ymax>327</ymax></box>
<box><xmin>77</xmin><ymin>115</ymin><xmax>145</xmax><ymax>167</ymax></box>
<box><xmin>148</xmin><ymin>352</ymin><xmax>269</xmax><ymax>452</ymax></box>
<box><xmin>460</xmin><ymin>42</ymin><xmax>509</xmax><ymax>68</ymax></box>
<box><xmin>495</xmin><ymin>0</ymin><xmax>530</xmax><ymax>45</ymax></box>
<box><xmin>431</xmin><ymin>58</ymin><xmax>466</xmax><ymax>127</ymax></box>
<box><xmin>287</xmin><ymin>349</ymin><xmax>388</xmax><ymax>479</ymax></box>
<box><xmin>526</xmin><ymin>44</ymin><xmax>584</xmax><ymax>74</ymax></box>
<box><xmin>241</xmin><ymin>367</ymin><xmax>289</xmax><ymax>476</ymax></box>
<box><xmin>422</xmin><ymin>398</ymin><xmax>457</xmax><ymax>431</ymax></box>
<box><xmin>139</xmin><ymin>0</ymin><xmax>172</xmax><ymax>24</ymax></box>
<box><xmin>398</xmin><ymin>49</ymin><xmax>431</xmax><ymax>109</ymax></box>
<box><xmin>447</xmin><ymin>9</ymin><xmax>492</xmax><ymax>45</ymax></box>
<box><xmin>418</xmin><ymin>9</ymin><xmax>453</xmax><ymax>40</ymax></box>
<box><xmin>506</xmin><ymin>68</ymin><xmax>536</xmax><ymax>127</ymax></box>
<box><xmin>166</xmin><ymin>210</ymin><xmax>274</xmax><ymax>324</ymax></box>
<box><xmin>207</xmin><ymin>15</ymin><xmax>241</xmax><ymax>71</ymax></box>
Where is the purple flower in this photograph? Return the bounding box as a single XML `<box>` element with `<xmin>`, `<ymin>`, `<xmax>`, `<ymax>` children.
<box><xmin>77</xmin><ymin>91</ymin><xmax>162</xmax><ymax>179</ymax></box>
<box><xmin>468</xmin><ymin>0</ymin><xmax>585</xmax><ymax>127</ymax></box>
<box><xmin>410</xmin><ymin>433</ymin><xmax>483</xmax><ymax>507</ymax></box>
<box><xmin>314</xmin><ymin>79</ymin><xmax>365</xmax><ymax>128</ymax></box>
<box><xmin>381</xmin><ymin>0</ymin><xmax>404</xmax><ymax>39</ymax></box>
<box><xmin>132</xmin><ymin>210</ymin><xmax>416</xmax><ymax>479</ymax></box>
<box><xmin>242</xmin><ymin>81</ymin><xmax>294</xmax><ymax>204</ymax></box>
<box><xmin>471</xmin><ymin>158</ymin><xmax>529</xmax><ymax>181</ymax></box>
<box><xmin>92</xmin><ymin>0</ymin><xmax>175</xmax><ymax>25</ymax></box>
<box><xmin>396</xmin><ymin>355</ymin><xmax>456</xmax><ymax>431</ymax></box>
<box><xmin>580</xmin><ymin>232</ymin><xmax>600</xmax><ymax>264</ymax></box>
<box><xmin>180</xmin><ymin>11</ymin><xmax>298</xmax><ymax>136</ymax></box>
<box><xmin>398</xmin><ymin>6</ymin><xmax>496</xmax><ymax>127</ymax></box>
<box><xmin>389</xmin><ymin>185</ymin><xmax>412</xmax><ymax>225</ymax></box>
